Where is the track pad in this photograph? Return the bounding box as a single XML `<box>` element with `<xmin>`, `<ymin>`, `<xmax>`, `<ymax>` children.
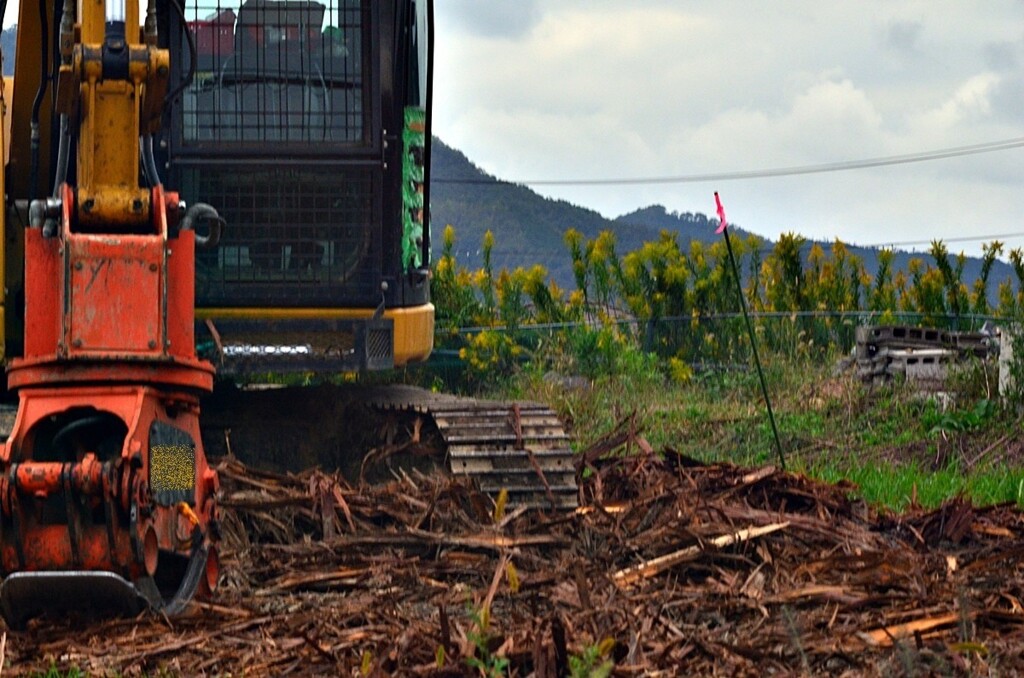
<box><xmin>0</xmin><ymin>571</ymin><xmax>147</xmax><ymax>629</ymax></box>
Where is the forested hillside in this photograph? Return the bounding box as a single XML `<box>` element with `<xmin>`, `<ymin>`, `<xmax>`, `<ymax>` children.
<box><xmin>428</xmin><ymin>139</ymin><xmax>658</xmax><ymax>284</ymax></box>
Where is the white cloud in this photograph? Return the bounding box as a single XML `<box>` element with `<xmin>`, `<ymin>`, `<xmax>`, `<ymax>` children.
<box><xmin>432</xmin><ymin>2</ymin><xmax>1024</xmax><ymax>256</ymax></box>
<box><xmin>2</xmin><ymin>0</ymin><xmax>1019</xmax><ymax>261</ymax></box>
<box><xmin>912</xmin><ymin>73</ymin><xmax>1002</xmax><ymax>133</ymax></box>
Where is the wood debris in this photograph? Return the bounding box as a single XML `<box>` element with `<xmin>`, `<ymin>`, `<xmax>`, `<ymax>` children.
<box><xmin>3</xmin><ymin>426</ymin><xmax>1024</xmax><ymax>676</ymax></box>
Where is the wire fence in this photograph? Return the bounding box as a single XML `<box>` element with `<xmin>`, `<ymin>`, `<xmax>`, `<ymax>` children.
<box><xmin>436</xmin><ymin>310</ymin><xmax>1006</xmax><ymax>368</ymax></box>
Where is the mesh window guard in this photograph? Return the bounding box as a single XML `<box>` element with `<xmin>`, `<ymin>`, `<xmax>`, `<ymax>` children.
<box><xmin>188</xmin><ymin>166</ymin><xmax>381</xmax><ymax>304</ymax></box>
<box><xmin>181</xmin><ymin>0</ymin><xmax>365</xmax><ymax>144</ymax></box>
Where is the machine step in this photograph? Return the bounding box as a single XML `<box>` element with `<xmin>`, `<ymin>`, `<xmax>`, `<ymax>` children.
<box><xmin>365</xmin><ymin>385</ymin><xmax>578</xmax><ymax>509</ymax></box>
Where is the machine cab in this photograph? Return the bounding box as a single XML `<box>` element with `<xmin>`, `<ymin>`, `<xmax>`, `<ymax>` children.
<box><xmin>165</xmin><ymin>0</ymin><xmax>433</xmax><ymax>373</ymax></box>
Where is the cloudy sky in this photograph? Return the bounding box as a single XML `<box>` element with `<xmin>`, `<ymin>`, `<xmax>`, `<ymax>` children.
<box><xmin>432</xmin><ymin>2</ymin><xmax>1024</xmax><ymax>256</ymax></box>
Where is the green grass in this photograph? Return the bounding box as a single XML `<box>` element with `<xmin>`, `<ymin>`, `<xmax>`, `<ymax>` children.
<box><xmin>808</xmin><ymin>460</ymin><xmax>1024</xmax><ymax>511</ymax></box>
<box><xmin>32</xmin><ymin>666</ymin><xmax>84</xmax><ymax>678</ymax></box>
<box><xmin>484</xmin><ymin>351</ymin><xmax>1024</xmax><ymax>512</ymax></box>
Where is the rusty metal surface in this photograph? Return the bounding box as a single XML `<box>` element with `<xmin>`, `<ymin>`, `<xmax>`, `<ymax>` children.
<box><xmin>0</xmin><ymin>386</ymin><xmax>220</xmax><ymax>626</ymax></box>
<box><xmin>4</xmin><ymin>185</ymin><xmax>219</xmax><ymax>623</ymax></box>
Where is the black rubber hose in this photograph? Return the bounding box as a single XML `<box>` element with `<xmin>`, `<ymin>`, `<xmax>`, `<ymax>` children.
<box><xmin>29</xmin><ymin>0</ymin><xmax>50</xmax><ymax>200</ymax></box>
<box><xmin>52</xmin><ymin>115</ymin><xmax>70</xmax><ymax>197</ymax></box>
<box><xmin>162</xmin><ymin>0</ymin><xmax>196</xmax><ymax>116</ymax></box>
<box><xmin>52</xmin><ymin>414</ymin><xmax>108</xmax><ymax>452</ymax></box>
<box><xmin>180</xmin><ymin>202</ymin><xmax>224</xmax><ymax>249</ymax></box>
<box><xmin>141</xmin><ymin>135</ymin><xmax>161</xmax><ymax>187</ymax></box>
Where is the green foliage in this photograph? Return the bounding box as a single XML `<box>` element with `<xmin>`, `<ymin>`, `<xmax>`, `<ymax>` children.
<box><xmin>904</xmin><ymin>258</ymin><xmax>946</xmax><ymax>323</ymax></box>
<box><xmin>945</xmin><ymin>357</ymin><xmax>999</xmax><ymax>404</ymax></box>
<box><xmin>32</xmin><ymin>665</ymin><xmax>84</xmax><ymax>678</ymax></box>
<box><xmin>460</xmin><ymin>330</ymin><xmax>523</xmax><ymax>385</ymax></box>
<box><xmin>432</xmin><ymin>226</ymin><xmax>1012</xmax><ymax>410</ymax></box>
<box><xmin>464</xmin><ymin>605</ymin><xmax>509</xmax><ymax>677</ymax></box>
<box><xmin>480</xmin><ymin>230</ymin><xmax>497</xmax><ymax>320</ymax></box>
<box><xmin>513</xmin><ymin>351</ymin><xmax>1024</xmax><ymax>510</ymax></box>
<box><xmin>870</xmin><ymin>249</ymin><xmax>897</xmax><ymax>313</ymax></box>
<box><xmin>500</xmin><ymin>339</ymin><xmax>1024</xmax><ymax>511</ymax></box>
<box><xmin>562</xmin><ymin>326</ymin><xmax>659</xmax><ymax>380</ymax></box>
<box><xmin>619</xmin><ymin>231</ymin><xmax>688</xmax><ymax>352</ymax></box>
<box><xmin>972</xmin><ymin>241</ymin><xmax>1002</xmax><ymax>316</ymax></box>
<box><xmin>569</xmin><ymin>638</ymin><xmax>615</xmax><ymax>678</ymax></box>
<box><xmin>521</xmin><ymin>264</ymin><xmax>575</xmax><ymax>324</ymax></box>
<box><xmin>805</xmin><ymin>240</ymin><xmax>864</xmax><ymax>312</ymax></box>
<box><xmin>929</xmin><ymin>241</ymin><xmax>971</xmax><ymax>328</ymax></box>
<box><xmin>565</xmin><ymin>229</ymin><xmax>588</xmax><ymax>298</ymax></box>
<box><xmin>921</xmin><ymin>399</ymin><xmax>995</xmax><ymax>436</ymax></box>
<box><xmin>813</xmin><ymin>459</ymin><xmax>1024</xmax><ymax>512</ymax></box>
<box><xmin>762</xmin><ymin>232</ymin><xmax>808</xmax><ymax>311</ymax></box>
<box><xmin>433</xmin><ymin>225</ymin><xmax>483</xmax><ymax>330</ymax></box>
<box><xmin>998</xmin><ymin>248</ymin><xmax>1024</xmax><ymax>317</ymax></box>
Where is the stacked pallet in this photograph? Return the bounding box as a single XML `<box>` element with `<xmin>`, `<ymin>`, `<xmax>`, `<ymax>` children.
<box><xmin>855</xmin><ymin>324</ymin><xmax>996</xmax><ymax>388</ymax></box>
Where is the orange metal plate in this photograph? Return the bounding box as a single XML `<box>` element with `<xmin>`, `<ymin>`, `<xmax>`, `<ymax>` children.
<box><xmin>67</xmin><ymin>235</ymin><xmax>163</xmax><ymax>355</ymax></box>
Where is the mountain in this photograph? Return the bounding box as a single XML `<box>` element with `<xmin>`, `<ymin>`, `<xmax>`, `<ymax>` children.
<box><xmin>428</xmin><ymin>138</ymin><xmax>798</xmax><ymax>286</ymax></box>
<box><xmin>428</xmin><ymin>138</ymin><xmax>664</xmax><ymax>284</ymax></box>
<box><xmin>615</xmin><ymin>204</ymin><xmax>758</xmax><ymax>247</ymax></box>
<box><xmin>429</xmin><ymin>138</ymin><xmax>1016</xmax><ymax>302</ymax></box>
<box><xmin>429</xmin><ymin>140</ymin><xmax>737</xmax><ymax>283</ymax></box>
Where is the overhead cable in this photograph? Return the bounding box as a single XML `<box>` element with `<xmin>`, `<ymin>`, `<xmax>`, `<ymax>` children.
<box><xmin>432</xmin><ymin>136</ymin><xmax>1024</xmax><ymax>186</ymax></box>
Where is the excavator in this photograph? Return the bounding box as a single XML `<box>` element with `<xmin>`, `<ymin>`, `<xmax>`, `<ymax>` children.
<box><xmin>0</xmin><ymin>0</ymin><xmax>575</xmax><ymax>626</ymax></box>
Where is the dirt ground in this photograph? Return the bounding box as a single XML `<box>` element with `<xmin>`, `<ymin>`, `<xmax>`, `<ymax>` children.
<box><xmin>3</xmin><ymin>417</ymin><xmax>1024</xmax><ymax>677</ymax></box>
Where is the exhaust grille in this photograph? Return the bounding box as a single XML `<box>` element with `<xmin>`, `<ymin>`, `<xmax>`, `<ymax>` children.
<box><xmin>367</xmin><ymin>326</ymin><xmax>392</xmax><ymax>361</ymax></box>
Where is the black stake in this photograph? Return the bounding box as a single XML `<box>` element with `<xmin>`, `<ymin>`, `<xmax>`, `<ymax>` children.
<box><xmin>716</xmin><ymin>193</ymin><xmax>786</xmax><ymax>470</ymax></box>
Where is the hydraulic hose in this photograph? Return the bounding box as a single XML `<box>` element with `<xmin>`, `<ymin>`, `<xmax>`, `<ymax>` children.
<box><xmin>142</xmin><ymin>135</ymin><xmax>161</xmax><ymax>188</ymax></box>
<box><xmin>52</xmin><ymin>115</ymin><xmax>70</xmax><ymax>198</ymax></box>
<box><xmin>163</xmin><ymin>0</ymin><xmax>196</xmax><ymax>116</ymax></box>
<box><xmin>180</xmin><ymin>203</ymin><xmax>224</xmax><ymax>249</ymax></box>
<box><xmin>29</xmin><ymin>0</ymin><xmax>49</xmax><ymax>200</ymax></box>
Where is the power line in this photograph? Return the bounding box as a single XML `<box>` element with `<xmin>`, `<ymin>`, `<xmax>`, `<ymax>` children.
<box><xmin>432</xmin><ymin>136</ymin><xmax>1024</xmax><ymax>186</ymax></box>
<box><xmin>444</xmin><ymin>230</ymin><xmax>1024</xmax><ymax>259</ymax></box>
<box><xmin>858</xmin><ymin>231</ymin><xmax>1024</xmax><ymax>250</ymax></box>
